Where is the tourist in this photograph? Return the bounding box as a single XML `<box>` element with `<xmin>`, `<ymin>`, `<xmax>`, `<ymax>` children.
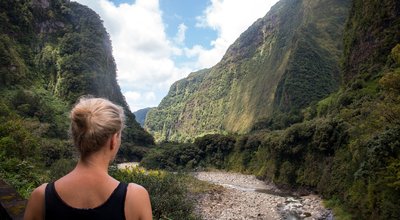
<box><xmin>24</xmin><ymin>97</ymin><xmax>152</xmax><ymax>220</ymax></box>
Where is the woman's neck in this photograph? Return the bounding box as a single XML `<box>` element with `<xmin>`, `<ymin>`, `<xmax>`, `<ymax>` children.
<box><xmin>75</xmin><ymin>154</ymin><xmax>110</xmax><ymax>175</ymax></box>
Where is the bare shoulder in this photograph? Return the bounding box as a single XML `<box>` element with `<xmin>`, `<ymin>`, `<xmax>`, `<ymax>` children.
<box><xmin>24</xmin><ymin>183</ymin><xmax>47</xmax><ymax>220</ymax></box>
<box><xmin>28</xmin><ymin>183</ymin><xmax>47</xmax><ymax>204</ymax></box>
<box><xmin>125</xmin><ymin>183</ymin><xmax>152</xmax><ymax>220</ymax></box>
<box><xmin>33</xmin><ymin>183</ymin><xmax>47</xmax><ymax>195</ymax></box>
<box><xmin>126</xmin><ymin>183</ymin><xmax>150</xmax><ymax>204</ymax></box>
<box><xmin>127</xmin><ymin>183</ymin><xmax>148</xmax><ymax>196</ymax></box>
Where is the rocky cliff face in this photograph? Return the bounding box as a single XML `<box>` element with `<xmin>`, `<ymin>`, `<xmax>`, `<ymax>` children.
<box><xmin>145</xmin><ymin>0</ymin><xmax>350</xmax><ymax>142</ymax></box>
<box><xmin>0</xmin><ymin>0</ymin><xmax>155</xmax><ymax>200</ymax></box>
<box><xmin>0</xmin><ymin>0</ymin><xmax>153</xmax><ymax>151</ymax></box>
<box><xmin>342</xmin><ymin>0</ymin><xmax>400</xmax><ymax>81</ymax></box>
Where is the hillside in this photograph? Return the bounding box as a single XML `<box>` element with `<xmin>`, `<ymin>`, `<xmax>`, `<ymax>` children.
<box><xmin>141</xmin><ymin>0</ymin><xmax>400</xmax><ymax>218</ymax></box>
<box><xmin>145</xmin><ymin>0</ymin><xmax>350</xmax><ymax>142</ymax></box>
<box><xmin>0</xmin><ymin>0</ymin><xmax>153</xmax><ymax>196</ymax></box>
<box><xmin>134</xmin><ymin>107</ymin><xmax>153</xmax><ymax>127</ymax></box>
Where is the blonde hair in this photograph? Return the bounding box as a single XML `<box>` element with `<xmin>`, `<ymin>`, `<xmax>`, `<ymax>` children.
<box><xmin>70</xmin><ymin>97</ymin><xmax>125</xmax><ymax>158</ymax></box>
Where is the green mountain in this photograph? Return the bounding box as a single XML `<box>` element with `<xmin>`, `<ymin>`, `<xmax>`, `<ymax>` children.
<box><xmin>134</xmin><ymin>107</ymin><xmax>153</xmax><ymax>127</ymax></box>
<box><xmin>145</xmin><ymin>0</ymin><xmax>350</xmax><ymax>142</ymax></box>
<box><xmin>0</xmin><ymin>0</ymin><xmax>154</xmax><ymax>146</ymax></box>
<box><xmin>142</xmin><ymin>0</ymin><xmax>400</xmax><ymax>218</ymax></box>
<box><xmin>0</xmin><ymin>0</ymin><xmax>153</xmax><ymax>196</ymax></box>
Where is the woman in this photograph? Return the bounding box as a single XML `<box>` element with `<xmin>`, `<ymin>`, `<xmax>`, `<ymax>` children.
<box><xmin>24</xmin><ymin>97</ymin><xmax>152</xmax><ymax>220</ymax></box>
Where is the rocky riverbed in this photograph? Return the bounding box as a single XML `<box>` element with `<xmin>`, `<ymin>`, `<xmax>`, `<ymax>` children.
<box><xmin>193</xmin><ymin>171</ymin><xmax>332</xmax><ymax>220</ymax></box>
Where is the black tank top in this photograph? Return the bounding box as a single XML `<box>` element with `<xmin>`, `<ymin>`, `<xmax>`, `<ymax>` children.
<box><xmin>45</xmin><ymin>182</ymin><xmax>128</xmax><ymax>220</ymax></box>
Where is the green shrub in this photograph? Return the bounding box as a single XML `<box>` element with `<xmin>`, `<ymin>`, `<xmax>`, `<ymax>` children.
<box><xmin>141</xmin><ymin>134</ymin><xmax>236</xmax><ymax>171</ymax></box>
<box><xmin>0</xmin><ymin>118</ymin><xmax>40</xmax><ymax>160</ymax></box>
<box><xmin>49</xmin><ymin>158</ymin><xmax>76</xmax><ymax>180</ymax></box>
<box><xmin>141</xmin><ymin>142</ymin><xmax>200</xmax><ymax>171</ymax></box>
<box><xmin>0</xmin><ymin>157</ymin><xmax>48</xmax><ymax>198</ymax></box>
<box><xmin>111</xmin><ymin>167</ymin><xmax>200</xmax><ymax>220</ymax></box>
<box><xmin>194</xmin><ymin>134</ymin><xmax>236</xmax><ymax>168</ymax></box>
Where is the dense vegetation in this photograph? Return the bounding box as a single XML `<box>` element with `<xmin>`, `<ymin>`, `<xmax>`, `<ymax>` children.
<box><xmin>145</xmin><ymin>0</ymin><xmax>350</xmax><ymax>142</ymax></box>
<box><xmin>143</xmin><ymin>48</ymin><xmax>400</xmax><ymax>219</ymax></box>
<box><xmin>141</xmin><ymin>134</ymin><xmax>236</xmax><ymax>170</ymax></box>
<box><xmin>1</xmin><ymin>0</ymin><xmax>399</xmax><ymax>219</ymax></box>
<box><xmin>111</xmin><ymin>167</ymin><xmax>202</xmax><ymax>220</ymax></box>
<box><xmin>142</xmin><ymin>0</ymin><xmax>400</xmax><ymax>218</ymax></box>
<box><xmin>0</xmin><ymin>0</ymin><xmax>154</xmax><ymax>196</ymax></box>
<box><xmin>145</xmin><ymin>69</ymin><xmax>209</xmax><ymax>142</ymax></box>
<box><xmin>0</xmin><ymin>1</ymin><xmax>204</xmax><ymax>218</ymax></box>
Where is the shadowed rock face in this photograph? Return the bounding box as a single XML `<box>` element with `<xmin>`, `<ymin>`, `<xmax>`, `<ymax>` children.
<box><xmin>0</xmin><ymin>179</ymin><xmax>26</xmax><ymax>220</ymax></box>
<box><xmin>342</xmin><ymin>0</ymin><xmax>400</xmax><ymax>81</ymax></box>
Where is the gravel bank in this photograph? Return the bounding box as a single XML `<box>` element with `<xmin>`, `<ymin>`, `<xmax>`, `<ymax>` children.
<box><xmin>193</xmin><ymin>171</ymin><xmax>332</xmax><ymax>220</ymax></box>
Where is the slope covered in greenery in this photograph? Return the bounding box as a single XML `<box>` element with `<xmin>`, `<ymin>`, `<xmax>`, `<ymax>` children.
<box><xmin>142</xmin><ymin>0</ymin><xmax>400</xmax><ymax>218</ymax></box>
<box><xmin>0</xmin><ymin>0</ymin><xmax>153</xmax><ymax>196</ymax></box>
<box><xmin>145</xmin><ymin>69</ymin><xmax>209</xmax><ymax>141</ymax></box>
<box><xmin>145</xmin><ymin>0</ymin><xmax>350</xmax><ymax>142</ymax></box>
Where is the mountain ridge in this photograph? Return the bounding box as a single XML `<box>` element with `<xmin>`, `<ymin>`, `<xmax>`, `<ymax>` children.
<box><xmin>145</xmin><ymin>0</ymin><xmax>350</xmax><ymax>142</ymax></box>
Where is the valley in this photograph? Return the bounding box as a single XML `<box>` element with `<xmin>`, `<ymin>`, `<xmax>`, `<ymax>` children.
<box><xmin>0</xmin><ymin>0</ymin><xmax>399</xmax><ymax>219</ymax></box>
<box><xmin>193</xmin><ymin>171</ymin><xmax>332</xmax><ymax>220</ymax></box>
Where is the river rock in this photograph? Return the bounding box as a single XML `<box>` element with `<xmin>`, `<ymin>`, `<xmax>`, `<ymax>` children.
<box><xmin>193</xmin><ymin>171</ymin><xmax>333</xmax><ymax>220</ymax></box>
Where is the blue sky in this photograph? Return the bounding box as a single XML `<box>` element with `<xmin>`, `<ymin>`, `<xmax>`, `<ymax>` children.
<box><xmin>160</xmin><ymin>0</ymin><xmax>217</xmax><ymax>48</ymax></box>
<box><xmin>73</xmin><ymin>0</ymin><xmax>279</xmax><ymax>111</ymax></box>
<box><xmin>111</xmin><ymin>0</ymin><xmax>217</xmax><ymax>49</ymax></box>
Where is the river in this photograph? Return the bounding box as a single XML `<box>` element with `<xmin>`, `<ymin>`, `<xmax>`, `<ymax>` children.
<box><xmin>192</xmin><ymin>171</ymin><xmax>333</xmax><ymax>220</ymax></box>
<box><xmin>117</xmin><ymin>164</ymin><xmax>332</xmax><ymax>219</ymax></box>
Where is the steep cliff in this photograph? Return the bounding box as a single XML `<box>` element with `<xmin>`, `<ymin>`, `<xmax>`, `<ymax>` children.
<box><xmin>146</xmin><ymin>0</ymin><xmax>350</xmax><ymax>142</ymax></box>
<box><xmin>0</xmin><ymin>0</ymin><xmax>153</xmax><ymax>147</ymax></box>
<box><xmin>145</xmin><ymin>69</ymin><xmax>209</xmax><ymax>141</ymax></box>
<box><xmin>0</xmin><ymin>0</ymin><xmax>153</xmax><ymax>196</ymax></box>
<box><xmin>343</xmin><ymin>0</ymin><xmax>400</xmax><ymax>81</ymax></box>
<box><xmin>143</xmin><ymin>0</ymin><xmax>400</xmax><ymax>218</ymax></box>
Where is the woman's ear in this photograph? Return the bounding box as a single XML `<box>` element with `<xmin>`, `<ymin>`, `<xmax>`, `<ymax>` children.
<box><xmin>110</xmin><ymin>133</ymin><xmax>118</xmax><ymax>150</ymax></box>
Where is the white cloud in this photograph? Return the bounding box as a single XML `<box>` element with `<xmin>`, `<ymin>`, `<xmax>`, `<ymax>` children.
<box><xmin>174</xmin><ymin>23</ymin><xmax>187</xmax><ymax>45</ymax></box>
<box><xmin>124</xmin><ymin>91</ymin><xmax>141</xmax><ymax>102</ymax></box>
<box><xmin>72</xmin><ymin>0</ymin><xmax>278</xmax><ymax>111</ymax></box>
<box><xmin>73</xmin><ymin>0</ymin><xmax>188</xmax><ymax>111</ymax></box>
<box><xmin>124</xmin><ymin>91</ymin><xmax>157</xmax><ymax>112</ymax></box>
<box><xmin>144</xmin><ymin>92</ymin><xmax>156</xmax><ymax>101</ymax></box>
<box><xmin>123</xmin><ymin>91</ymin><xmax>142</xmax><ymax>111</ymax></box>
<box><xmin>189</xmin><ymin>0</ymin><xmax>277</xmax><ymax>69</ymax></box>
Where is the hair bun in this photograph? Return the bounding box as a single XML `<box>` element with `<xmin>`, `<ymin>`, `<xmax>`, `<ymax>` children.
<box><xmin>72</xmin><ymin>108</ymin><xmax>93</xmax><ymax>131</ymax></box>
<box><xmin>70</xmin><ymin>97</ymin><xmax>125</xmax><ymax>158</ymax></box>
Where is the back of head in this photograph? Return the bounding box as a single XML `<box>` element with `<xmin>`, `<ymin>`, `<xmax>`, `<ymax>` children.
<box><xmin>70</xmin><ymin>97</ymin><xmax>125</xmax><ymax>158</ymax></box>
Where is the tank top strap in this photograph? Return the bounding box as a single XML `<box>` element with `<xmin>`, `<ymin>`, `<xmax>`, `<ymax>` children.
<box><xmin>45</xmin><ymin>182</ymin><xmax>58</xmax><ymax>219</ymax></box>
<box><xmin>107</xmin><ymin>182</ymin><xmax>128</xmax><ymax>207</ymax></box>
